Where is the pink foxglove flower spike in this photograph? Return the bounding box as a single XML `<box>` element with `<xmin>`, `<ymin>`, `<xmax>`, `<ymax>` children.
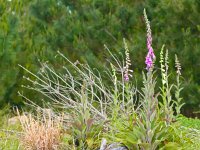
<box><xmin>144</xmin><ymin>9</ymin><xmax>156</xmax><ymax>71</ymax></box>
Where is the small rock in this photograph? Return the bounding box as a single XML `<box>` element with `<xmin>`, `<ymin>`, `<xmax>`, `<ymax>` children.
<box><xmin>107</xmin><ymin>143</ymin><xmax>127</xmax><ymax>150</ymax></box>
<box><xmin>100</xmin><ymin>138</ymin><xmax>107</xmax><ymax>150</ymax></box>
<box><xmin>99</xmin><ymin>139</ymin><xmax>127</xmax><ymax>150</ymax></box>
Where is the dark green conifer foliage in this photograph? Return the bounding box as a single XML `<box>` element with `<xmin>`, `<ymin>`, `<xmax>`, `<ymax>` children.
<box><xmin>0</xmin><ymin>0</ymin><xmax>199</xmax><ymax>114</ymax></box>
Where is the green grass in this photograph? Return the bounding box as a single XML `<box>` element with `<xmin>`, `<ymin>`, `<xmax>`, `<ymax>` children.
<box><xmin>177</xmin><ymin>115</ymin><xmax>200</xmax><ymax>130</ymax></box>
<box><xmin>0</xmin><ymin>109</ymin><xmax>200</xmax><ymax>150</ymax></box>
<box><xmin>0</xmin><ymin>122</ymin><xmax>21</xmax><ymax>149</ymax></box>
<box><xmin>0</xmin><ymin>108</ymin><xmax>21</xmax><ymax>150</ymax></box>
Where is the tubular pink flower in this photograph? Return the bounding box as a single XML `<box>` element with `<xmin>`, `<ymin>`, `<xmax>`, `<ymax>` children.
<box><xmin>124</xmin><ymin>74</ymin><xmax>129</xmax><ymax>81</ymax></box>
<box><xmin>144</xmin><ymin>9</ymin><xmax>155</xmax><ymax>71</ymax></box>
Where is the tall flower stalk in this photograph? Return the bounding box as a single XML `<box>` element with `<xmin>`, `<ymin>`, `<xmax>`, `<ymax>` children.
<box><xmin>123</xmin><ymin>38</ymin><xmax>133</xmax><ymax>81</ymax></box>
<box><xmin>122</xmin><ymin>38</ymin><xmax>133</xmax><ymax>109</ymax></box>
<box><xmin>144</xmin><ymin>9</ymin><xmax>156</xmax><ymax>71</ymax></box>
<box><xmin>159</xmin><ymin>45</ymin><xmax>174</xmax><ymax>125</ymax></box>
<box><xmin>174</xmin><ymin>54</ymin><xmax>184</xmax><ymax>115</ymax></box>
<box><xmin>131</xmin><ymin>9</ymin><xmax>166</xmax><ymax>149</ymax></box>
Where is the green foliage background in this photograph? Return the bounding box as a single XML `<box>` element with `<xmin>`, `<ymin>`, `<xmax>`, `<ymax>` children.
<box><xmin>0</xmin><ymin>0</ymin><xmax>199</xmax><ymax>115</ymax></box>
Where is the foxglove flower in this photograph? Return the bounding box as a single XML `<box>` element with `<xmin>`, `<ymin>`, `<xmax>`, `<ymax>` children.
<box><xmin>175</xmin><ymin>54</ymin><xmax>181</xmax><ymax>75</ymax></box>
<box><xmin>144</xmin><ymin>9</ymin><xmax>155</xmax><ymax>71</ymax></box>
<box><xmin>123</xmin><ymin>38</ymin><xmax>133</xmax><ymax>81</ymax></box>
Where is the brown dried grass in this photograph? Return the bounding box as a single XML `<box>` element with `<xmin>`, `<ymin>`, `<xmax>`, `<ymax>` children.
<box><xmin>18</xmin><ymin>110</ymin><xmax>63</xmax><ymax>150</ymax></box>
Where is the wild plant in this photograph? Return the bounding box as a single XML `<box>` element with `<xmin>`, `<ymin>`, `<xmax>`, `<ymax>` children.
<box><xmin>107</xmin><ymin>9</ymin><xmax>170</xmax><ymax>150</ymax></box>
<box><xmin>159</xmin><ymin>46</ymin><xmax>175</xmax><ymax>125</ymax></box>
<box><xmin>68</xmin><ymin>81</ymin><xmax>105</xmax><ymax>149</ymax></box>
<box><xmin>18</xmin><ymin>8</ymin><xmax>187</xmax><ymax>150</ymax></box>
<box><xmin>174</xmin><ymin>54</ymin><xmax>184</xmax><ymax>116</ymax></box>
<box><xmin>19</xmin><ymin>52</ymin><xmax>110</xmax><ymax>149</ymax></box>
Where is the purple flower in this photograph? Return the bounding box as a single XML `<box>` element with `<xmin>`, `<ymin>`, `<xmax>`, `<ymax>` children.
<box><xmin>124</xmin><ymin>74</ymin><xmax>129</xmax><ymax>81</ymax></box>
<box><xmin>144</xmin><ymin>9</ymin><xmax>156</xmax><ymax>71</ymax></box>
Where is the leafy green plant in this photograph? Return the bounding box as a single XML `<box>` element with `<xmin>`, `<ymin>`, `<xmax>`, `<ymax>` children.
<box><xmin>174</xmin><ymin>55</ymin><xmax>184</xmax><ymax>116</ymax></box>
<box><xmin>69</xmin><ymin>82</ymin><xmax>105</xmax><ymax>149</ymax></box>
<box><xmin>18</xmin><ymin>7</ymin><xmax>200</xmax><ymax>150</ymax></box>
<box><xmin>106</xmin><ymin>10</ymin><xmax>172</xmax><ymax>149</ymax></box>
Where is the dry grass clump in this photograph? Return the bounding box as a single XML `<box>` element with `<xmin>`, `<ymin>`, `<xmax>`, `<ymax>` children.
<box><xmin>19</xmin><ymin>109</ymin><xmax>63</xmax><ymax>150</ymax></box>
